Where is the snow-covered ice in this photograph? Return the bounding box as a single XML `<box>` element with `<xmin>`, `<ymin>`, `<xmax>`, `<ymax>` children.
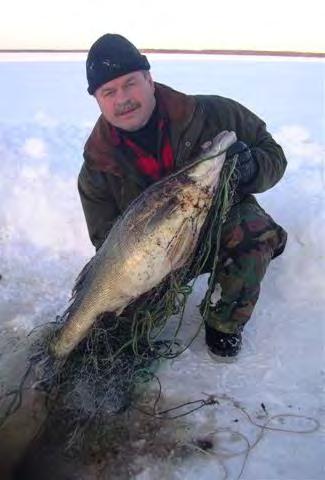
<box><xmin>0</xmin><ymin>54</ymin><xmax>324</xmax><ymax>479</ymax></box>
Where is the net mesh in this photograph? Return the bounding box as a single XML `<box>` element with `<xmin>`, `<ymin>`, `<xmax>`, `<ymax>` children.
<box><xmin>0</xmin><ymin>155</ymin><xmax>238</xmax><ymax>448</ymax></box>
<box><xmin>0</xmin><ymin>155</ymin><xmax>320</xmax><ymax>477</ymax></box>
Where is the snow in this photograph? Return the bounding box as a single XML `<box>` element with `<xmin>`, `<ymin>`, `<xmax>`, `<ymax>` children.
<box><xmin>0</xmin><ymin>54</ymin><xmax>324</xmax><ymax>479</ymax></box>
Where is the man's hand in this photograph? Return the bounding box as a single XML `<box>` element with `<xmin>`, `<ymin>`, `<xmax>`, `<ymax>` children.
<box><xmin>226</xmin><ymin>141</ymin><xmax>258</xmax><ymax>185</ymax></box>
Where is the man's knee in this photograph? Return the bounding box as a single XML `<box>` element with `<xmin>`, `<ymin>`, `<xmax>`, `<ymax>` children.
<box><xmin>220</xmin><ymin>198</ymin><xmax>287</xmax><ymax>261</ymax></box>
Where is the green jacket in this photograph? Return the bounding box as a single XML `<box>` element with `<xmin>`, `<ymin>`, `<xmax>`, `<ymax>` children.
<box><xmin>79</xmin><ymin>83</ymin><xmax>287</xmax><ymax>250</ymax></box>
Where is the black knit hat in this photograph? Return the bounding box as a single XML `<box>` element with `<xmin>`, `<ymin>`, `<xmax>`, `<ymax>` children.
<box><xmin>86</xmin><ymin>34</ymin><xmax>150</xmax><ymax>95</ymax></box>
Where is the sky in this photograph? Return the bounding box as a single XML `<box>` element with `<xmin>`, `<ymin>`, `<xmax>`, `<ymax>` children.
<box><xmin>1</xmin><ymin>0</ymin><xmax>325</xmax><ymax>52</ymax></box>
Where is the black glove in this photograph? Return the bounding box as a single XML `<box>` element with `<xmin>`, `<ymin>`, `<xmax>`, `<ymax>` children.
<box><xmin>226</xmin><ymin>141</ymin><xmax>258</xmax><ymax>185</ymax></box>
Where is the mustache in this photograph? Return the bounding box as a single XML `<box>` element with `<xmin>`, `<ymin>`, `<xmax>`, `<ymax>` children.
<box><xmin>115</xmin><ymin>101</ymin><xmax>141</xmax><ymax>116</ymax></box>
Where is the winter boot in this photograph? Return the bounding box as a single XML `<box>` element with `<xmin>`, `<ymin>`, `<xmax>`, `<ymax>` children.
<box><xmin>200</xmin><ymin>298</ymin><xmax>243</xmax><ymax>360</ymax></box>
<box><xmin>205</xmin><ymin>323</ymin><xmax>242</xmax><ymax>360</ymax></box>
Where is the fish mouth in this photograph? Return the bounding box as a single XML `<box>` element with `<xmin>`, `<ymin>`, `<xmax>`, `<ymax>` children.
<box><xmin>203</xmin><ymin>131</ymin><xmax>237</xmax><ymax>159</ymax></box>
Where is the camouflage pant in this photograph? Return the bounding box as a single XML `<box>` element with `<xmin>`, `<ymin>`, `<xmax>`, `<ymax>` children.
<box><xmin>201</xmin><ymin>195</ymin><xmax>287</xmax><ymax>333</ymax></box>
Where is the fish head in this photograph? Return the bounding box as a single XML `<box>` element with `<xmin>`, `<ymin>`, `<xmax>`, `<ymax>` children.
<box><xmin>202</xmin><ymin>130</ymin><xmax>237</xmax><ymax>158</ymax></box>
<box><xmin>188</xmin><ymin>130</ymin><xmax>237</xmax><ymax>189</ymax></box>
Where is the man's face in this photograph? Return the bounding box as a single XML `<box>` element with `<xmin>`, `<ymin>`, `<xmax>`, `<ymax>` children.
<box><xmin>94</xmin><ymin>71</ymin><xmax>156</xmax><ymax>131</ymax></box>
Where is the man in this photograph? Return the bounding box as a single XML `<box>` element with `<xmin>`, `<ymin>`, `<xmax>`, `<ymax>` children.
<box><xmin>79</xmin><ymin>33</ymin><xmax>287</xmax><ymax>359</ymax></box>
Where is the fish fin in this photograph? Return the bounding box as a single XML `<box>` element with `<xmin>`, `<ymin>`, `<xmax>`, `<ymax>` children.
<box><xmin>71</xmin><ymin>254</ymin><xmax>97</xmax><ymax>299</ymax></box>
<box><xmin>56</xmin><ymin>254</ymin><xmax>98</xmax><ymax>325</ymax></box>
<box><xmin>167</xmin><ymin>218</ymin><xmax>198</xmax><ymax>270</ymax></box>
<box><xmin>144</xmin><ymin>197</ymin><xmax>178</xmax><ymax>233</ymax></box>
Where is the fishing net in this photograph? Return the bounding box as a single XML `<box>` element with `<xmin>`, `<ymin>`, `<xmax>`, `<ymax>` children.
<box><xmin>1</xmin><ymin>154</ymin><xmax>321</xmax><ymax>478</ymax></box>
<box><xmin>0</xmin><ymin>154</ymin><xmax>238</xmax><ymax>452</ymax></box>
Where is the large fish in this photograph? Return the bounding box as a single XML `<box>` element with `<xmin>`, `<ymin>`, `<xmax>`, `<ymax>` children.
<box><xmin>51</xmin><ymin>130</ymin><xmax>237</xmax><ymax>358</ymax></box>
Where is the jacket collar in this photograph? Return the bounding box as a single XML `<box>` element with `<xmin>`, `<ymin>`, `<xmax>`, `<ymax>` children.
<box><xmin>83</xmin><ymin>82</ymin><xmax>197</xmax><ymax>173</ymax></box>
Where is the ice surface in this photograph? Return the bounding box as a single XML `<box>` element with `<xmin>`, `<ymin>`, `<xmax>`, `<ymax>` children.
<box><xmin>0</xmin><ymin>55</ymin><xmax>324</xmax><ymax>479</ymax></box>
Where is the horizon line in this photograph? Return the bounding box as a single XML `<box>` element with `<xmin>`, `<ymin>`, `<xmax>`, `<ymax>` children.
<box><xmin>0</xmin><ymin>48</ymin><xmax>324</xmax><ymax>58</ymax></box>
